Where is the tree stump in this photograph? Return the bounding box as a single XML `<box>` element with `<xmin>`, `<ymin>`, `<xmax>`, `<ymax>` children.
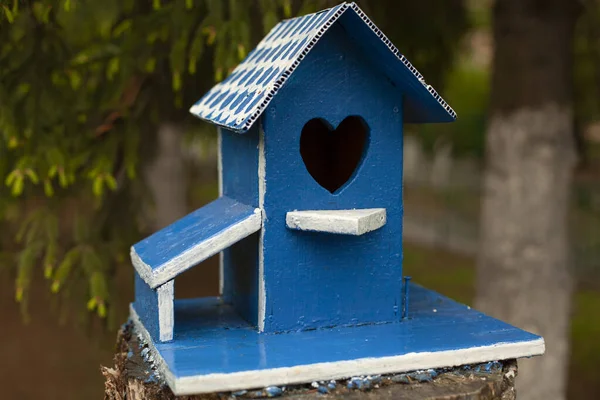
<box><xmin>102</xmin><ymin>322</ymin><xmax>518</xmax><ymax>400</ymax></box>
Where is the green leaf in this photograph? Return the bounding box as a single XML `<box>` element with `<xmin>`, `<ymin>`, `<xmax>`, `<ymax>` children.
<box><xmin>15</xmin><ymin>212</ymin><xmax>35</xmax><ymax>244</ymax></box>
<box><xmin>215</xmin><ymin>67</ymin><xmax>223</xmax><ymax>82</ymax></box>
<box><xmin>105</xmin><ymin>174</ymin><xmax>117</xmax><ymax>191</ymax></box>
<box><xmin>7</xmin><ymin>136</ymin><xmax>19</xmax><ymax>149</ymax></box>
<box><xmin>15</xmin><ymin>83</ymin><xmax>31</xmax><ymax>100</ymax></box>
<box><xmin>90</xmin><ymin>271</ymin><xmax>108</xmax><ymax>299</ymax></box>
<box><xmin>145</xmin><ymin>58</ymin><xmax>156</xmax><ymax>73</ymax></box>
<box><xmin>283</xmin><ymin>0</ymin><xmax>292</xmax><ymax>18</ymax></box>
<box><xmin>113</xmin><ymin>19</ymin><xmax>132</xmax><ymax>38</ymax></box>
<box><xmin>92</xmin><ymin>176</ymin><xmax>103</xmax><ymax>197</ymax></box>
<box><xmin>43</xmin><ymin>242</ymin><xmax>57</xmax><ymax>279</ymax></box>
<box><xmin>203</xmin><ymin>26</ymin><xmax>217</xmax><ymax>45</ymax></box>
<box><xmin>237</xmin><ymin>44</ymin><xmax>246</xmax><ymax>60</ymax></box>
<box><xmin>44</xmin><ymin>179</ymin><xmax>54</xmax><ymax>197</ymax></box>
<box><xmin>5</xmin><ymin>169</ymin><xmax>20</xmax><ymax>186</ymax></box>
<box><xmin>188</xmin><ymin>55</ymin><xmax>197</xmax><ymax>74</ymax></box>
<box><xmin>11</xmin><ymin>176</ymin><xmax>24</xmax><ymax>196</ymax></box>
<box><xmin>16</xmin><ymin>241</ymin><xmax>43</xmax><ymax>303</ymax></box>
<box><xmin>52</xmin><ymin>248</ymin><xmax>80</xmax><ymax>292</ymax></box>
<box><xmin>186</xmin><ymin>0</ymin><xmax>193</xmax><ymax>9</ymax></box>
<box><xmin>106</xmin><ymin>57</ymin><xmax>120</xmax><ymax>81</ymax></box>
<box><xmin>3</xmin><ymin>6</ymin><xmax>14</xmax><ymax>24</ymax></box>
<box><xmin>172</xmin><ymin>70</ymin><xmax>182</xmax><ymax>92</ymax></box>
<box><xmin>146</xmin><ymin>32</ymin><xmax>159</xmax><ymax>44</ymax></box>
<box><xmin>58</xmin><ymin>168</ymin><xmax>68</xmax><ymax>188</ymax></box>
<box><xmin>98</xmin><ymin>302</ymin><xmax>107</xmax><ymax>318</ymax></box>
<box><xmin>126</xmin><ymin>163</ymin><xmax>136</xmax><ymax>179</ymax></box>
<box><xmin>24</xmin><ymin>169</ymin><xmax>39</xmax><ymax>184</ymax></box>
<box><xmin>153</xmin><ymin>0</ymin><xmax>161</xmax><ymax>10</ymax></box>
<box><xmin>32</xmin><ymin>2</ymin><xmax>51</xmax><ymax>23</ymax></box>
<box><xmin>64</xmin><ymin>0</ymin><xmax>71</xmax><ymax>12</ymax></box>
<box><xmin>87</xmin><ymin>297</ymin><xmax>97</xmax><ymax>311</ymax></box>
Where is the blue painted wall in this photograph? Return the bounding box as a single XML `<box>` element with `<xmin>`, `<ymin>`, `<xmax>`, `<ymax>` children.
<box><xmin>134</xmin><ymin>270</ymin><xmax>160</xmax><ymax>341</ymax></box>
<box><xmin>220</xmin><ymin>125</ymin><xmax>260</xmax><ymax>327</ymax></box>
<box><xmin>220</xmin><ymin>125</ymin><xmax>259</xmax><ymax>206</ymax></box>
<box><xmin>261</xmin><ymin>21</ymin><xmax>404</xmax><ymax>333</ymax></box>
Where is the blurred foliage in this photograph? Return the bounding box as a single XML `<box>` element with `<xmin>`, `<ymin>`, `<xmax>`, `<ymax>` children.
<box><xmin>404</xmin><ymin>1</ymin><xmax>490</xmax><ymax>158</ymax></box>
<box><xmin>0</xmin><ymin>0</ymin><xmax>469</xmax><ymax>326</ymax></box>
<box><xmin>358</xmin><ymin>0</ymin><xmax>469</xmax><ymax>91</ymax></box>
<box><xmin>414</xmin><ymin>0</ymin><xmax>600</xmax><ymax>160</ymax></box>
<box><xmin>575</xmin><ymin>0</ymin><xmax>600</xmax><ymax>124</ymax></box>
<box><xmin>416</xmin><ymin>64</ymin><xmax>489</xmax><ymax>158</ymax></box>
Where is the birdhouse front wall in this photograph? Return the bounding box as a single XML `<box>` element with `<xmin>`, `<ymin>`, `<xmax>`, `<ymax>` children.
<box><xmin>260</xmin><ymin>22</ymin><xmax>404</xmax><ymax>333</ymax></box>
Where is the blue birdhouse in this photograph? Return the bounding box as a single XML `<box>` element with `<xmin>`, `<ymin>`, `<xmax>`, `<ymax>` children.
<box><xmin>129</xmin><ymin>3</ymin><xmax>544</xmax><ymax>395</ymax></box>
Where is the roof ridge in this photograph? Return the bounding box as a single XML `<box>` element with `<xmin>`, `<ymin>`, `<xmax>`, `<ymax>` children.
<box><xmin>189</xmin><ymin>2</ymin><xmax>455</xmax><ymax>132</ymax></box>
<box><xmin>346</xmin><ymin>3</ymin><xmax>456</xmax><ymax>120</ymax></box>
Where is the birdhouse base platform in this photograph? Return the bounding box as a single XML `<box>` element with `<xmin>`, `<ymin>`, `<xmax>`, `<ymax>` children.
<box><xmin>129</xmin><ymin>282</ymin><xmax>544</xmax><ymax>396</ymax></box>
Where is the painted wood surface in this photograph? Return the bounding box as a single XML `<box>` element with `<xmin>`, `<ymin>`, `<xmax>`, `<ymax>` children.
<box><xmin>220</xmin><ymin>125</ymin><xmax>261</xmax><ymax>326</ymax></box>
<box><xmin>157</xmin><ymin>281</ymin><xmax>174</xmax><ymax>342</ymax></box>
<box><xmin>110</xmin><ymin>326</ymin><xmax>520</xmax><ymax>400</ymax></box>
<box><xmin>188</xmin><ymin>2</ymin><xmax>455</xmax><ymax>132</ymax></box>
<box><xmin>286</xmin><ymin>208</ymin><xmax>386</xmax><ymax>235</ymax></box>
<box><xmin>131</xmin><ymin>196</ymin><xmax>262</xmax><ymax>288</ymax></box>
<box><xmin>130</xmin><ymin>283</ymin><xmax>544</xmax><ymax>395</ymax></box>
<box><xmin>260</xmin><ymin>20</ymin><xmax>404</xmax><ymax>333</ymax></box>
<box><xmin>133</xmin><ymin>270</ymin><xmax>160</xmax><ymax>342</ymax></box>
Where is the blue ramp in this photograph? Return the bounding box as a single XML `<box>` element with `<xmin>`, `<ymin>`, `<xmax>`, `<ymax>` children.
<box><xmin>131</xmin><ymin>196</ymin><xmax>262</xmax><ymax>288</ymax></box>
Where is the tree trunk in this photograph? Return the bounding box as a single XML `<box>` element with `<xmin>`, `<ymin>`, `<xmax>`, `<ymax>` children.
<box><xmin>476</xmin><ymin>1</ymin><xmax>581</xmax><ymax>400</ymax></box>
<box><xmin>144</xmin><ymin>123</ymin><xmax>188</xmax><ymax>230</ymax></box>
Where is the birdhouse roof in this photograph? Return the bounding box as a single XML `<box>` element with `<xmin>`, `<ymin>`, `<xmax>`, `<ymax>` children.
<box><xmin>189</xmin><ymin>2</ymin><xmax>456</xmax><ymax>133</ymax></box>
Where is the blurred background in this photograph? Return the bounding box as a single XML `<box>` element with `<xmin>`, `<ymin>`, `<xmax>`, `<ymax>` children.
<box><xmin>0</xmin><ymin>0</ymin><xmax>598</xmax><ymax>399</ymax></box>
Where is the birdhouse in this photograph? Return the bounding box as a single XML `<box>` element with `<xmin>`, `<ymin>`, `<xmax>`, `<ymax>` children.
<box><xmin>129</xmin><ymin>3</ymin><xmax>544</xmax><ymax>395</ymax></box>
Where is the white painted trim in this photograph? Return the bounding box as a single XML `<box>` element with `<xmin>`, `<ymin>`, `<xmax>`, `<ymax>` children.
<box><xmin>217</xmin><ymin>128</ymin><xmax>224</xmax><ymax>296</ymax></box>
<box><xmin>286</xmin><ymin>209</ymin><xmax>386</xmax><ymax>235</ymax></box>
<box><xmin>157</xmin><ymin>281</ymin><xmax>174</xmax><ymax>342</ymax></box>
<box><xmin>130</xmin><ymin>306</ymin><xmax>545</xmax><ymax>396</ymax></box>
<box><xmin>131</xmin><ymin>209</ymin><xmax>263</xmax><ymax>289</ymax></box>
<box><xmin>217</xmin><ymin>128</ymin><xmax>223</xmax><ymax>198</ymax></box>
<box><xmin>257</xmin><ymin>122</ymin><xmax>267</xmax><ymax>332</ymax></box>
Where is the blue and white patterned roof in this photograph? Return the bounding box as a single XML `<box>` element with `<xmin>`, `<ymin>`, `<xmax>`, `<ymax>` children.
<box><xmin>189</xmin><ymin>2</ymin><xmax>456</xmax><ymax>133</ymax></box>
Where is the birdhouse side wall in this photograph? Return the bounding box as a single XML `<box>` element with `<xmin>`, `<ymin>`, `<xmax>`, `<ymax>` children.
<box><xmin>220</xmin><ymin>125</ymin><xmax>260</xmax><ymax>327</ymax></box>
<box><xmin>260</xmin><ymin>22</ymin><xmax>404</xmax><ymax>333</ymax></box>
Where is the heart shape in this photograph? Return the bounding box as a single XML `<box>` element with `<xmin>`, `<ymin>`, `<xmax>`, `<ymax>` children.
<box><xmin>300</xmin><ymin>116</ymin><xmax>369</xmax><ymax>194</ymax></box>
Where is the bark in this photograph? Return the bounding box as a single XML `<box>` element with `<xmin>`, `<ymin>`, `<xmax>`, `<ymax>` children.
<box><xmin>144</xmin><ymin>123</ymin><xmax>188</xmax><ymax>230</ymax></box>
<box><xmin>477</xmin><ymin>1</ymin><xmax>581</xmax><ymax>399</ymax></box>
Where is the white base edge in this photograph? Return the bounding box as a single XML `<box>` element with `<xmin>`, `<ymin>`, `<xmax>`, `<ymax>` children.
<box><xmin>130</xmin><ymin>305</ymin><xmax>545</xmax><ymax>396</ymax></box>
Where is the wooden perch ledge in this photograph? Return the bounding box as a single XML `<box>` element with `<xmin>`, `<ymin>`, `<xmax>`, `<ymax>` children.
<box><xmin>102</xmin><ymin>322</ymin><xmax>519</xmax><ymax>400</ymax></box>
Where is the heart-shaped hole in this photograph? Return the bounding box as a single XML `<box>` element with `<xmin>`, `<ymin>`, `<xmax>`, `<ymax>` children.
<box><xmin>300</xmin><ymin>116</ymin><xmax>369</xmax><ymax>194</ymax></box>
